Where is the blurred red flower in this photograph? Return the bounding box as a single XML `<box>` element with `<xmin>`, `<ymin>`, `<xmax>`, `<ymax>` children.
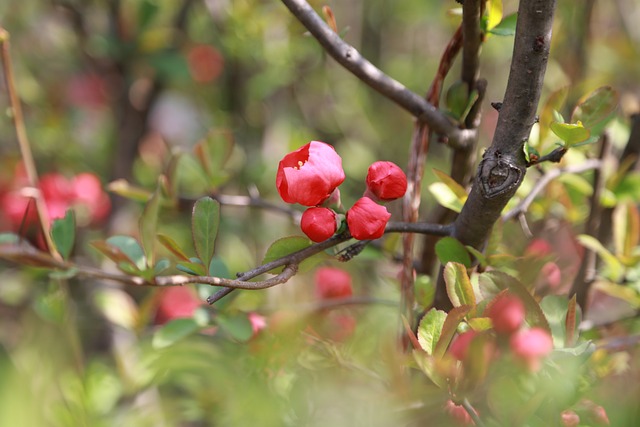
<box><xmin>276</xmin><ymin>141</ymin><xmax>345</xmax><ymax>207</ymax></box>
<box><xmin>486</xmin><ymin>292</ymin><xmax>525</xmax><ymax>335</ymax></box>
<box><xmin>346</xmin><ymin>197</ymin><xmax>391</xmax><ymax>240</ymax></box>
<box><xmin>187</xmin><ymin>45</ymin><xmax>224</xmax><ymax>84</ymax></box>
<box><xmin>365</xmin><ymin>161</ymin><xmax>407</xmax><ymax>201</ymax></box>
<box><xmin>314</xmin><ymin>267</ymin><xmax>353</xmax><ymax>299</ymax></box>
<box><xmin>154</xmin><ymin>286</ymin><xmax>204</xmax><ymax>325</ymax></box>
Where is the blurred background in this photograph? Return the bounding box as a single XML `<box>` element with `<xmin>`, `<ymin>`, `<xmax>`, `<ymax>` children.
<box><xmin>1</xmin><ymin>0</ymin><xmax>639</xmax><ymax>425</ymax></box>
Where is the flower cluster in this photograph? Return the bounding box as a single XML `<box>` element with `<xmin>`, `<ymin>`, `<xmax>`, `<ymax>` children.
<box><xmin>276</xmin><ymin>141</ymin><xmax>407</xmax><ymax>242</ymax></box>
<box><xmin>1</xmin><ymin>168</ymin><xmax>111</xmax><ymax>231</ymax></box>
<box><xmin>448</xmin><ymin>292</ymin><xmax>554</xmax><ymax>373</ymax></box>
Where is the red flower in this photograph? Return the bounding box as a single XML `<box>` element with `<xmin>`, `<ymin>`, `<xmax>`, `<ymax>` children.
<box><xmin>300</xmin><ymin>207</ymin><xmax>337</xmax><ymax>242</ymax></box>
<box><xmin>449</xmin><ymin>330</ymin><xmax>478</xmax><ymax>361</ymax></box>
<box><xmin>71</xmin><ymin>173</ymin><xmax>111</xmax><ymax>224</ymax></box>
<box><xmin>314</xmin><ymin>267</ymin><xmax>353</xmax><ymax>299</ymax></box>
<box><xmin>187</xmin><ymin>44</ymin><xmax>224</xmax><ymax>83</ymax></box>
<box><xmin>154</xmin><ymin>286</ymin><xmax>204</xmax><ymax>325</ymax></box>
<box><xmin>276</xmin><ymin>141</ymin><xmax>345</xmax><ymax>206</ymax></box>
<box><xmin>510</xmin><ymin>327</ymin><xmax>553</xmax><ymax>371</ymax></box>
<box><xmin>486</xmin><ymin>293</ymin><xmax>525</xmax><ymax>335</ymax></box>
<box><xmin>365</xmin><ymin>161</ymin><xmax>408</xmax><ymax>201</ymax></box>
<box><xmin>346</xmin><ymin>197</ymin><xmax>391</xmax><ymax>240</ymax></box>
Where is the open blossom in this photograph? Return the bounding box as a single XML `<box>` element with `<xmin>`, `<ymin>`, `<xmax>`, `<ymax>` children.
<box><xmin>346</xmin><ymin>197</ymin><xmax>391</xmax><ymax>240</ymax></box>
<box><xmin>276</xmin><ymin>141</ymin><xmax>345</xmax><ymax>207</ymax></box>
<box><xmin>315</xmin><ymin>267</ymin><xmax>353</xmax><ymax>299</ymax></box>
<box><xmin>365</xmin><ymin>161</ymin><xmax>408</xmax><ymax>201</ymax></box>
<box><xmin>300</xmin><ymin>207</ymin><xmax>337</xmax><ymax>242</ymax></box>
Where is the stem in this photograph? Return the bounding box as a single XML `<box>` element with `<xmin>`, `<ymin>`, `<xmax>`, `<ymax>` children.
<box><xmin>279</xmin><ymin>0</ymin><xmax>474</xmax><ymax>146</ymax></box>
<box><xmin>0</xmin><ymin>28</ymin><xmax>59</xmax><ymax>259</ymax></box>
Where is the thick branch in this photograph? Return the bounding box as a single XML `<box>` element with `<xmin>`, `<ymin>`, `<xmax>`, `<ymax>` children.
<box><xmin>279</xmin><ymin>0</ymin><xmax>474</xmax><ymax>146</ymax></box>
<box><xmin>434</xmin><ymin>0</ymin><xmax>557</xmax><ymax>310</ymax></box>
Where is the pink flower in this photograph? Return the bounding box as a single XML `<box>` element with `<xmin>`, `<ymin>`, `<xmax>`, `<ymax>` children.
<box><xmin>71</xmin><ymin>173</ymin><xmax>111</xmax><ymax>223</ymax></box>
<box><xmin>314</xmin><ymin>267</ymin><xmax>353</xmax><ymax>299</ymax></box>
<box><xmin>276</xmin><ymin>141</ymin><xmax>345</xmax><ymax>206</ymax></box>
<box><xmin>444</xmin><ymin>400</ymin><xmax>477</xmax><ymax>426</ymax></box>
<box><xmin>510</xmin><ymin>327</ymin><xmax>553</xmax><ymax>371</ymax></box>
<box><xmin>486</xmin><ymin>293</ymin><xmax>525</xmax><ymax>335</ymax></box>
<box><xmin>561</xmin><ymin>410</ymin><xmax>580</xmax><ymax>427</ymax></box>
<box><xmin>154</xmin><ymin>286</ymin><xmax>204</xmax><ymax>325</ymax></box>
<box><xmin>346</xmin><ymin>197</ymin><xmax>391</xmax><ymax>240</ymax></box>
<box><xmin>365</xmin><ymin>161</ymin><xmax>408</xmax><ymax>201</ymax></box>
<box><xmin>449</xmin><ymin>330</ymin><xmax>478</xmax><ymax>361</ymax></box>
<box><xmin>248</xmin><ymin>312</ymin><xmax>267</xmax><ymax>337</ymax></box>
<box><xmin>300</xmin><ymin>207</ymin><xmax>337</xmax><ymax>242</ymax></box>
<box><xmin>525</xmin><ymin>238</ymin><xmax>553</xmax><ymax>257</ymax></box>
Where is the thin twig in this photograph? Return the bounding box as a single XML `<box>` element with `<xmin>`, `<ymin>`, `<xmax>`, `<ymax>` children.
<box><xmin>462</xmin><ymin>398</ymin><xmax>485</xmax><ymax>427</ymax></box>
<box><xmin>502</xmin><ymin>159</ymin><xmax>602</xmax><ymax>222</ymax></box>
<box><xmin>279</xmin><ymin>0</ymin><xmax>474</xmax><ymax>147</ymax></box>
<box><xmin>0</xmin><ymin>28</ymin><xmax>59</xmax><ymax>259</ymax></box>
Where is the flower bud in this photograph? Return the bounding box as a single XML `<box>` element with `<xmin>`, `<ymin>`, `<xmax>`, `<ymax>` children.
<box><xmin>300</xmin><ymin>207</ymin><xmax>337</xmax><ymax>242</ymax></box>
<box><xmin>365</xmin><ymin>161</ymin><xmax>408</xmax><ymax>201</ymax></box>
<box><xmin>346</xmin><ymin>197</ymin><xmax>391</xmax><ymax>240</ymax></box>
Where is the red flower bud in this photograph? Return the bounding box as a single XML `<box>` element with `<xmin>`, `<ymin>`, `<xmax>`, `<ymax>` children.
<box><xmin>300</xmin><ymin>207</ymin><xmax>337</xmax><ymax>242</ymax></box>
<box><xmin>346</xmin><ymin>197</ymin><xmax>391</xmax><ymax>240</ymax></box>
<box><xmin>365</xmin><ymin>161</ymin><xmax>408</xmax><ymax>201</ymax></box>
<box><xmin>314</xmin><ymin>267</ymin><xmax>353</xmax><ymax>299</ymax></box>
<box><xmin>486</xmin><ymin>293</ymin><xmax>525</xmax><ymax>335</ymax></box>
<box><xmin>276</xmin><ymin>141</ymin><xmax>345</xmax><ymax>207</ymax></box>
<box><xmin>510</xmin><ymin>327</ymin><xmax>553</xmax><ymax>371</ymax></box>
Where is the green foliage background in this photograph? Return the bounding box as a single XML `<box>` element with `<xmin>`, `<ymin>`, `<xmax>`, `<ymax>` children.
<box><xmin>1</xmin><ymin>0</ymin><xmax>640</xmax><ymax>425</ymax></box>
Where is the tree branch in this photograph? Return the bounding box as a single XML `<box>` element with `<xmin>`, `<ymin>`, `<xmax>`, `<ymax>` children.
<box><xmin>434</xmin><ymin>0</ymin><xmax>558</xmax><ymax>310</ymax></box>
<box><xmin>279</xmin><ymin>0</ymin><xmax>474</xmax><ymax>147</ymax></box>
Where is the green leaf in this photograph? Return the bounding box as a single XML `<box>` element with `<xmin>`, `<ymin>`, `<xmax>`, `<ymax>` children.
<box><xmin>444</xmin><ymin>262</ymin><xmax>476</xmax><ymax>308</ymax></box>
<box><xmin>138</xmin><ymin>0</ymin><xmax>160</xmax><ymax>29</ymax></box>
<box><xmin>193</xmin><ymin>130</ymin><xmax>235</xmax><ymax>188</ymax></box>
<box><xmin>176</xmin><ymin>259</ymin><xmax>207</xmax><ymax>277</ymax></box>
<box><xmin>539</xmin><ymin>295</ymin><xmax>570</xmax><ymax>348</ymax></box>
<box><xmin>417</xmin><ymin>308</ymin><xmax>447</xmax><ymax>355</ymax></box>
<box><xmin>594</xmin><ymin>281</ymin><xmax>640</xmax><ymax>308</ymax></box>
<box><xmin>550</xmin><ymin>121</ymin><xmax>591</xmax><ymax>147</ymax></box>
<box><xmin>571</xmin><ymin>86</ymin><xmax>618</xmax><ymax>130</ymax></box>
<box><xmin>445</xmin><ymin>81</ymin><xmax>470</xmax><ymax>120</ymax></box>
<box><xmin>139</xmin><ymin>190</ymin><xmax>161</xmax><ymax>268</ymax></box>
<box><xmin>436</xmin><ymin>237</ymin><xmax>472</xmax><ymax>268</ymax></box>
<box><xmin>465</xmin><ymin>246</ymin><xmax>488</xmax><ymax>268</ymax></box>
<box><xmin>192</xmin><ymin>197</ymin><xmax>220</xmax><ymax>269</ymax></box>
<box><xmin>208</xmin><ymin>256</ymin><xmax>230</xmax><ymax>277</ymax></box>
<box><xmin>152</xmin><ymin>318</ymin><xmax>201</xmax><ymax>349</ymax></box>
<box><xmin>485</xmin><ymin>0</ymin><xmax>503</xmax><ymax>31</ymax></box>
<box><xmin>157</xmin><ymin>233</ymin><xmax>191</xmax><ymax>261</ymax></box>
<box><xmin>107</xmin><ymin>179</ymin><xmax>153</xmax><ymax>202</ymax></box>
<box><xmin>613</xmin><ymin>203</ymin><xmax>640</xmax><ymax>259</ymax></box>
<box><xmin>478</xmin><ymin>271</ymin><xmax>551</xmax><ymax>333</ymax></box>
<box><xmin>577</xmin><ymin>234</ymin><xmax>624</xmax><ymax>281</ymax></box>
<box><xmin>488</xmin><ymin>12</ymin><xmax>517</xmax><ymax>36</ymax></box>
<box><xmin>428</xmin><ymin>183</ymin><xmax>464</xmax><ymax>213</ymax></box>
<box><xmin>50</xmin><ymin>210</ymin><xmax>76</xmax><ymax>260</ymax></box>
<box><xmin>433</xmin><ymin>305</ymin><xmax>472</xmax><ymax>359</ymax></box>
<box><xmin>415</xmin><ymin>275</ymin><xmax>435</xmax><ymax>308</ymax></box>
<box><xmin>432</xmin><ymin>169</ymin><xmax>468</xmax><ymax>199</ymax></box>
<box><xmin>216</xmin><ymin>313</ymin><xmax>254</xmax><ymax>342</ymax></box>
<box><xmin>105</xmin><ymin>236</ymin><xmax>147</xmax><ymax>270</ymax></box>
<box><xmin>539</xmin><ymin>87</ymin><xmax>569</xmax><ymax>145</ymax></box>
<box><xmin>262</xmin><ymin>236</ymin><xmax>327</xmax><ymax>274</ymax></box>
